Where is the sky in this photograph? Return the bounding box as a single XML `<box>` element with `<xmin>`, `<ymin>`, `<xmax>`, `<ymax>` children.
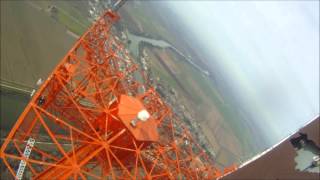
<box><xmin>165</xmin><ymin>1</ymin><xmax>319</xmax><ymax>144</ymax></box>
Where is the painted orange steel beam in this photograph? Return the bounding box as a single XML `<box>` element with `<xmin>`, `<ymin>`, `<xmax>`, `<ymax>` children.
<box><xmin>0</xmin><ymin>9</ymin><xmax>236</xmax><ymax>179</ymax></box>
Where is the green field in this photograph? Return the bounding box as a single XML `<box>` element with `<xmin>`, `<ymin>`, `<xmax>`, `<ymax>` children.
<box><xmin>31</xmin><ymin>0</ymin><xmax>91</xmax><ymax>36</ymax></box>
<box><xmin>1</xmin><ymin>1</ymin><xmax>76</xmax><ymax>87</ymax></box>
<box><xmin>1</xmin><ymin>0</ymin><xmax>259</xmax><ymax>166</ymax></box>
<box><xmin>0</xmin><ymin>87</ymin><xmax>29</xmax><ymax>132</ymax></box>
<box><xmin>172</xmin><ymin>57</ymin><xmax>258</xmax><ymax>156</ymax></box>
<box><xmin>145</xmin><ymin>47</ymin><xmax>258</xmax><ymax>158</ymax></box>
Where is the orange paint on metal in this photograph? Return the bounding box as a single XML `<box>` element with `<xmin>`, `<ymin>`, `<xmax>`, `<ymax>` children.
<box><xmin>0</xmin><ymin>9</ymin><xmax>236</xmax><ymax>180</ymax></box>
<box><xmin>118</xmin><ymin>95</ymin><xmax>159</xmax><ymax>142</ymax></box>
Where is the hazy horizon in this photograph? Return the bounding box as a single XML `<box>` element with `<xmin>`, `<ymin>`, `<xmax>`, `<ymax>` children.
<box><xmin>165</xmin><ymin>1</ymin><xmax>319</xmax><ymax>145</ymax></box>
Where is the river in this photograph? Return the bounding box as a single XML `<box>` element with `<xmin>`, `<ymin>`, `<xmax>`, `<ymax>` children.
<box><xmin>126</xmin><ymin>31</ymin><xmax>210</xmax><ymax>76</ymax></box>
<box><xmin>0</xmin><ymin>30</ymin><xmax>207</xmax><ymax>138</ymax></box>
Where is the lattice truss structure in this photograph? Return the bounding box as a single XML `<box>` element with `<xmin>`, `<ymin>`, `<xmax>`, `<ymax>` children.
<box><xmin>0</xmin><ymin>10</ymin><xmax>236</xmax><ymax>179</ymax></box>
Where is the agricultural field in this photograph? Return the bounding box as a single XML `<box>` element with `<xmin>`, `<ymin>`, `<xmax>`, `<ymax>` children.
<box><xmin>1</xmin><ymin>0</ymin><xmax>261</xmax><ymax>168</ymax></box>
<box><xmin>1</xmin><ymin>0</ymin><xmax>77</xmax><ymax>88</ymax></box>
<box><xmin>118</xmin><ymin>2</ymin><xmax>265</xmax><ymax>165</ymax></box>
<box><xmin>0</xmin><ymin>0</ymin><xmax>80</xmax><ymax>139</ymax></box>
<box><xmin>143</xmin><ymin>46</ymin><xmax>250</xmax><ymax>164</ymax></box>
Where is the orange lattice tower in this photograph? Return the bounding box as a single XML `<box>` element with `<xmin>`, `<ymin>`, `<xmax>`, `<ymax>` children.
<box><xmin>0</xmin><ymin>9</ymin><xmax>236</xmax><ymax>179</ymax></box>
